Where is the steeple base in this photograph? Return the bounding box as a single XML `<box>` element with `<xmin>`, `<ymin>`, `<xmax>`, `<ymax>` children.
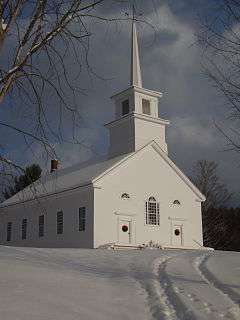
<box><xmin>105</xmin><ymin>112</ymin><xmax>169</xmax><ymax>158</ymax></box>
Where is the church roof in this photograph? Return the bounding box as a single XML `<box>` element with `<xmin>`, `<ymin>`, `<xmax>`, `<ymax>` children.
<box><xmin>0</xmin><ymin>141</ymin><xmax>205</xmax><ymax>209</ymax></box>
<box><xmin>0</xmin><ymin>153</ymin><xmax>131</xmax><ymax>208</ymax></box>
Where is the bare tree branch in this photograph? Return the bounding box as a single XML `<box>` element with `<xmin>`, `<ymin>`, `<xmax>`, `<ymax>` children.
<box><xmin>198</xmin><ymin>0</ymin><xmax>240</xmax><ymax>152</ymax></box>
<box><xmin>0</xmin><ymin>0</ymin><xmax>157</xmax><ymax>194</ymax></box>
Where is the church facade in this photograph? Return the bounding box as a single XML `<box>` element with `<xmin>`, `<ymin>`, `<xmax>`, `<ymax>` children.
<box><xmin>0</xmin><ymin>22</ymin><xmax>205</xmax><ymax>249</ymax></box>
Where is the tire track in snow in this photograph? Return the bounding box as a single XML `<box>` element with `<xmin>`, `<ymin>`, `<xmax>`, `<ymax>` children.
<box><xmin>130</xmin><ymin>256</ymin><xmax>176</xmax><ymax>320</ymax></box>
<box><xmin>130</xmin><ymin>255</ymin><xmax>197</xmax><ymax>320</ymax></box>
<box><xmin>153</xmin><ymin>256</ymin><xmax>197</xmax><ymax>320</ymax></box>
<box><xmin>151</xmin><ymin>257</ymin><xmax>178</xmax><ymax>320</ymax></box>
<box><xmin>194</xmin><ymin>253</ymin><xmax>240</xmax><ymax>320</ymax></box>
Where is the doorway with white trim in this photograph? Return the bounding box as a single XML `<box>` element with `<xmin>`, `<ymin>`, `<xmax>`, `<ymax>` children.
<box><xmin>118</xmin><ymin>219</ymin><xmax>131</xmax><ymax>244</ymax></box>
<box><xmin>172</xmin><ymin>224</ymin><xmax>183</xmax><ymax>246</ymax></box>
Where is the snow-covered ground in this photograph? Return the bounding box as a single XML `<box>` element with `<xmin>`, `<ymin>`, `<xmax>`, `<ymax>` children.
<box><xmin>0</xmin><ymin>247</ymin><xmax>239</xmax><ymax>320</ymax></box>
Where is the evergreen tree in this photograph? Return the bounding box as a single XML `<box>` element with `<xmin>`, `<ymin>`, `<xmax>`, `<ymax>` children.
<box><xmin>3</xmin><ymin>164</ymin><xmax>42</xmax><ymax>199</ymax></box>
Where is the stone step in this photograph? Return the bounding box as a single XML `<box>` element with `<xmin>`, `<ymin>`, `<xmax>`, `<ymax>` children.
<box><xmin>113</xmin><ymin>244</ymin><xmax>143</xmax><ymax>250</ymax></box>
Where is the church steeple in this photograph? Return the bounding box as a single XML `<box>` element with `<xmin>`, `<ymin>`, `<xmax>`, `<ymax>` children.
<box><xmin>105</xmin><ymin>14</ymin><xmax>169</xmax><ymax>159</ymax></box>
<box><xmin>130</xmin><ymin>21</ymin><xmax>142</xmax><ymax>87</ymax></box>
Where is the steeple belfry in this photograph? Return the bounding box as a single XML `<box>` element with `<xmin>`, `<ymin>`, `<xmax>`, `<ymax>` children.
<box><xmin>105</xmin><ymin>10</ymin><xmax>169</xmax><ymax>159</ymax></box>
<box><xmin>130</xmin><ymin>21</ymin><xmax>142</xmax><ymax>87</ymax></box>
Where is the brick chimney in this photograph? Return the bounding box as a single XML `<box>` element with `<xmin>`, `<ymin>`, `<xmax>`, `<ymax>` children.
<box><xmin>50</xmin><ymin>159</ymin><xmax>59</xmax><ymax>173</ymax></box>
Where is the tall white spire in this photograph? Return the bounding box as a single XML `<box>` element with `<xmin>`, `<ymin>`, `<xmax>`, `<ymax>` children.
<box><xmin>130</xmin><ymin>21</ymin><xmax>142</xmax><ymax>87</ymax></box>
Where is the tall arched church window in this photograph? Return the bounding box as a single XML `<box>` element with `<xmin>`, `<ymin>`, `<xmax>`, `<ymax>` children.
<box><xmin>145</xmin><ymin>197</ymin><xmax>160</xmax><ymax>225</ymax></box>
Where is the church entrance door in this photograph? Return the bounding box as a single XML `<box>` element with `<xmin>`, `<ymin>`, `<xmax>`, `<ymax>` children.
<box><xmin>118</xmin><ymin>219</ymin><xmax>131</xmax><ymax>244</ymax></box>
<box><xmin>172</xmin><ymin>224</ymin><xmax>183</xmax><ymax>246</ymax></box>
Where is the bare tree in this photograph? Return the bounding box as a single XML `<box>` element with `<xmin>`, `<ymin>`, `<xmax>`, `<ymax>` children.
<box><xmin>0</xmin><ymin>0</ymin><xmax>109</xmax><ymax>103</ymax></box>
<box><xmin>198</xmin><ymin>0</ymin><xmax>240</xmax><ymax>153</ymax></box>
<box><xmin>192</xmin><ymin>160</ymin><xmax>232</xmax><ymax>212</ymax></box>
<box><xmin>0</xmin><ymin>1</ymin><xmax>154</xmax><ymax>184</ymax></box>
<box><xmin>192</xmin><ymin>160</ymin><xmax>232</xmax><ymax>248</ymax></box>
<box><xmin>0</xmin><ymin>1</ymin><xmax>111</xmax><ymax>167</ymax></box>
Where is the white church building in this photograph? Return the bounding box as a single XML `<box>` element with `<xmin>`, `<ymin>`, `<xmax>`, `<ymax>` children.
<box><xmin>0</xmin><ymin>22</ymin><xmax>205</xmax><ymax>249</ymax></box>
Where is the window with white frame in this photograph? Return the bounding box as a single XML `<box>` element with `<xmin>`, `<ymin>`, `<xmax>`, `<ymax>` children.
<box><xmin>39</xmin><ymin>215</ymin><xmax>44</xmax><ymax>237</ymax></box>
<box><xmin>79</xmin><ymin>207</ymin><xmax>86</xmax><ymax>231</ymax></box>
<box><xmin>142</xmin><ymin>99</ymin><xmax>151</xmax><ymax>115</ymax></box>
<box><xmin>145</xmin><ymin>197</ymin><xmax>160</xmax><ymax>225</ymax></box>
<box><xmin>7</xmin><ymin>222</ymin><xmax>12</xmax><ymax>241</ymax></box>
<box><xmin>57</xmin><ymin>211</ymin><xmax>64</xmax><ymax>235</ymax></box>
<box><xmin>22</xmin><ymin>218</ymin><xmax>27</xmax><ymax>240</ymax></box>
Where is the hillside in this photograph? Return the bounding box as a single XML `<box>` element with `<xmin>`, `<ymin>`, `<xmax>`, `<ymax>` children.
<box><xmin>0</xmin><ymin>247</ymin><xmax>239</xmax><ymax>320</ymax></box>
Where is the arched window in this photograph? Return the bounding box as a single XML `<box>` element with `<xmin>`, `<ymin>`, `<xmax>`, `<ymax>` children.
<box><xmin>145</xmin><ymin>197</ymin><xmax>160</xmax><ymax>225</ymax></box>
<box><xmin>148</xmin><ymin>196</ymin><xmax>156</xmax><ymax>202</ymax></box>
<box><xmin>121</xmin><ymin>193</ymin><xmax>130</xmax><ymax>199</ymax></box>
<box><xmin>173</xmin><ymin>200</ymin><xmax>181</xmax><ymax>205</ymax></box>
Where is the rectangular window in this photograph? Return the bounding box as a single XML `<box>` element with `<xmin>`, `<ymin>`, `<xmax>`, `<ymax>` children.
<box><xmin>79</xmin><ymin>207</ymin><xmax>86</xmax><ymax>231</ymax></box>
<box><xmin>122</xmin><ymin>99</ymin><xmax>129</xmax><ymax>115</ymax></box>
<box><xmin>39</xmin><ymin>215</ymin><xmax>44</xmax><ymax>237</ymax></box>
<box><xmin>57</xmin><ymin>211</ymin><xmax>63</xmax><ymax>235</ymax></box>
<box><xmin>146</xmin><ymin>202</ymin><xmax>160</xmax><ymax>225</ymax></box>
<box><xmin>7</xmin><ymin>222</ymin><xmax>12</xmax><ymax>241</ymax></box>
<box><xmin>22</xmin><ymin>219</ymin><xmax>27</xmax><ymax>240</ymax></box>
<box><xmin>142</xmin><ymin>99</ymin><xmax>151</xmax><ymax>115</ymax></box>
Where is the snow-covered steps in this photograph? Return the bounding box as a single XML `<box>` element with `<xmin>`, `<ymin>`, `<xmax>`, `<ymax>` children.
<box><xmin>98</xmin><ymin>243</ymin><xmax>145</xmax><ymax>250</ymax></box>
<box><xmin>110</xmin><ymin>244</ymin><xmax>144</xmax><ymax>250</ymax></box>
<box><xmin>162</xmin><ymin>244</ymin><xmax>214</xmax><ymax>251</ymax></box>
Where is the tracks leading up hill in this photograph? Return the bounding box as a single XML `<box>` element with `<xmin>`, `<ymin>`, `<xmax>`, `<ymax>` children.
<box><xmin>0</xmin><ymin>246</ymin><xmax>239</xmax><ymax>320</ymax></box>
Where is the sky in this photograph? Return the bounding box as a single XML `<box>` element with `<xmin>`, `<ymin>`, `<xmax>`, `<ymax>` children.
<box><xmin>1</xmin><ymin>0</ymin><xmax>239</xmax><ymax>205</ymax></box>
